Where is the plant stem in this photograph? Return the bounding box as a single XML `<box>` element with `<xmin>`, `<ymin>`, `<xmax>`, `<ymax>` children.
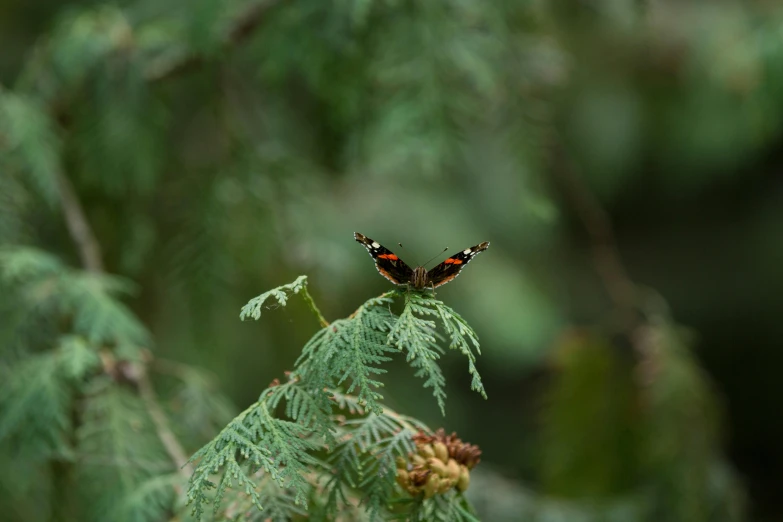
<box><xmin>56</xmin><ymin>171</ymin><xmax>103</xmax><ymax>273</ymax></box>
<box><xmin>138</xmin><ymin>367</ymin><xmax>195</xmax><ymax>482</ymax></box>
<box><xmin>549</xmin><ymin>133</ymin><xmax>640</xmax><ymax>323</ymax></box>
<box><xmin>300</xmin><ymin>284</ymin><xmax>330</xmax><ymax>328</ymax></box>
<box><xmin>146</xmin><ymin>0</ymin><xmax>281</xmax><ymax>82</ymax></box>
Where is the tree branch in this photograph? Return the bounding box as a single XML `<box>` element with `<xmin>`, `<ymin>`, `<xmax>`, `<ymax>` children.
<box><xmin>138</xmin><ymin>365</ymin><xmax>195</xmax><ymax>481</ymax></box>
<box><xmin>146</xmin><ymin>0</ymin><xmax>281</xmax><ymax>83</ymax></box>
<box><xmin>56</xmin><ymin>171</ymin><xmax>104</xmax><ymax>273</ymax></box>
<box><xmin>300</xmin><ymin>284</ymin><xmax>330</xmax><ymax>328</ymax></box>
<box><xmin>548</xmin><ymin>134</ymin><xmax>640</xmax><ymax>322</ymax></box>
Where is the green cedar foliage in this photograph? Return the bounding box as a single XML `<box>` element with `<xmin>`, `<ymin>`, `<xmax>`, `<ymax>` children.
<box><xmin>187</xmin><ymin>276</ymin><xmax>485</xmax><ymax>520</ymax></box>
<box><xmin>0</xmin><ymin>89</ymin><xmax>61</xmax><ymax>205</ymax></box>
<box><xmin>538</xmin><ymin>324</ymin><xmax>745</xmax><ymax>522</ymax></box>
<box><xmin>0</xmin><ymin>246</ymin><xmax>234</xmax><ymax>522</ymax></box>
<box><xmin>0</xmin><ymin>0</ymin><xmax>759</xmax><ymax>520</ymax></box>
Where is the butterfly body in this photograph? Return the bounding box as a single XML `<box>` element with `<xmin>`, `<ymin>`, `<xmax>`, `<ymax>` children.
<box><xmin>354</xmin><ymin>232</ymin><xmax>489</xmax><ymax>290</ymax></box>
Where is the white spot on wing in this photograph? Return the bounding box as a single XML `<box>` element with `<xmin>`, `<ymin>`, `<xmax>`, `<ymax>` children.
<box><xmin>372</xmin><ymin>242</ymin><xmax>380</xmax><ymax>248</ymax></box>
<box><xmin>463</xmin><ymin>248</ymin><xmax>472</xmax><ymax>255</ymax></box>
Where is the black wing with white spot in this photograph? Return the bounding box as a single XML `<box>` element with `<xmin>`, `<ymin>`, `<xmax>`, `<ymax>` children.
<box><xmin>426</xmin><ymin>241</ymin><xmax>490</xmax><ymax>288</ymax></box>
<box><xmin>354</xmin><ymin>232</ymin><xmax>413</xmax><ymax>285</ymax></box>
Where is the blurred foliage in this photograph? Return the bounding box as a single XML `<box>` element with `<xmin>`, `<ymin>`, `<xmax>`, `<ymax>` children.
<box><xmin>2</xmin><ymin>0</ymin><xmax>783</xmax><ymax>520</ymax></box>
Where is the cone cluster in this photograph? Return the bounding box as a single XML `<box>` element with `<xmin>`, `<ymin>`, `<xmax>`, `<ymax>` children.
<box><xmin>395</xmin><ymin>429</ymin><xmax>481</xmax><ymax>498</ymax></box>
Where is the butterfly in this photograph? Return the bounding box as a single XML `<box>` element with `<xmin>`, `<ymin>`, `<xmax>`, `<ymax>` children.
<box><xmin>354</xmin><ymin>232</ymin><xmax>489</xmax><ymax>290</ymax></box>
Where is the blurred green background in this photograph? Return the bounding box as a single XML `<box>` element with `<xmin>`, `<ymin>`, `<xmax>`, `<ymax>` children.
<box><xmin>2</xmin><ymin>0</ymin><xmax>782</xmax><ymax>520</ymax></box>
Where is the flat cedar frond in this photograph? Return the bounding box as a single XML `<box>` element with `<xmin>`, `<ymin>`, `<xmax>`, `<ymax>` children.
<box><xmin>0</xmin><ymin>174</ymin><xmax>33</xmax><ymax>246</ymax></box>
<box><xmin>0</xmin><ymin>246</ymin><xmax>64</xmax><ymax>283</ymax></box>
<box><xmin>62</xmin><ymin>272</ymin><xmax>149</xmax><ymax>347</ymax></box>
<box><xmin>187</xmin><ymin>399</ymin><xmax>321</xmax><ymax>518</ymax></box>
<box><xmin>56</xmin><ymin>335</ymin><xmax>101</xmax><ymax>383</ymax></box>
<box><xmin>17</xmin><ymin>6</ymin><xmax>128</xmax><ymax>98</ymax></box>
<box><xmin>0</xmin><ymin>351</ymin><xmax>71</xmax><ymax>458</ymax></box>
<box><xmin>219</xmin><ymin>473</ymin><xmax>309</xmax><ymax>522</ymax></box>
<box><xmin>0</xmin><ymin>90</ymin><xmax>61</xmax><ymax>205</ymax></box>
<box><xmin>387</xmin><ymin>296</ymin><xmax>445</xmax><ymax>416</ymax></box>
<box><xmin>432</xmin><ymin>300</ymin><xmax>486</xmax><ymax>399</ymax></box>
<box><xmin>77</xmin><ymin>384</ymin><xmax>173</xmax><ymax>522</ymax></box>
<box><xmin>0</xmin><ymin>336</ymin><xmax>97</xmax><ymax>458</ymax></box>
<box><xmin>162</xmin><ymin>362</ymin><xmax>237</xmax><ymax>444</ymax></box>
<box><xmin>73</xmin><ymin>59</ymin><xmax>165</xmax><ymax>196</ymax></box>
<box><xmin>240</xmin><ymin>275</ymin><xmax>310</xmax><ymax>320</ymax></box>
<box><xmin>388</xmin><ymin>291</ymin><xmax>486</xmax><ymax>414</ymax></box>
<box><xmin>266</xmin><ymin>381</ymin><xmax>334</xmax><ymax>436</ymax></box>
<box><xmin>295</xmin><ymin>294</ymin><xmax>396</xmax><ymax>415</ymax></box>
<box><xmin>403</xmin><ymin>494</ymin><xmax>481</xmax><ymax>522</ymax></box>
<box><xmin>358</xmin><ymin>424</ymin><xmax>423</xmax><ymax>519</ymax></box>
<box><xmin>322</xmin><ymin>392</ymin><xmax>430</xmax><ymax>520</ymax></box>
<box><xmin>0</xmin><ymin>247</ymin><xmax>149</xmax><ymax>350</ymax></box>
<box><xmin>117</xmin><ymin>473</ymin><xmax>179</xmax><ymax>522</ymax></box>
<box><xmin>187</xmin><ymin>279</ymin><xmax>485</xmax><ymax>519</ymax></box>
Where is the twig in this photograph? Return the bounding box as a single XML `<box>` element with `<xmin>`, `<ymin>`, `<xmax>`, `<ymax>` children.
<box><xmin>146</xmin><ymin>0</ymin><xmax>281</xmax><ymax>83</ymax></box>
<box><xmin>548</xmin><ymin>135</ymin><xmax>678</xmax><ymax>388</ymax></box>
<box><xmin>56</xmin><ymin>171</ymin><xmax>103</xmax><ymax>273</ymax></box>
<box><xmin>138</xmin><ymin>366</ymin><xmax>195</xmax><ymax>481</ymax></box>
<box><xmin>549</xmin><ymin>135</ymin><xmax>639</xmax><ymax>322</ymax></box>
<box><xmin>300</xmin><ymin>284</ymin><xmax>330</xmax><ymax>328</ymax></box>
<box><xmin>60</xmin><ymin>453</ymin><xmax>176</xmax><ymax>472</ymax></box>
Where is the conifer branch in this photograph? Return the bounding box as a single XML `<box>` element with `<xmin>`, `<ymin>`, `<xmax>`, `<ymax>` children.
<box><xmin>240</xmin><ymin>275</ymin><xmax>329</xmax><ymax>327</ymax></box>
<box><xmin>388</xmin><ymin>291</ymin><xmax>487</xmax><ymax>415</ymax></box>
<box><xmin>188</xmin><ymin>282</ymin><xmax>487</xmax><ymax>518</ymax></box>
<box><xmin>54</xmin><ymin>165</ymin><xmax>193</xmax><ymax>494</ymax></box>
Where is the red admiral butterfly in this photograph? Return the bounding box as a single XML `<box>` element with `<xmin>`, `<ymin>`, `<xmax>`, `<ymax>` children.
<box><xmin>354</xmin><ymin>232</ymin><xmax>490</xmax><ymax>290</ymax></box>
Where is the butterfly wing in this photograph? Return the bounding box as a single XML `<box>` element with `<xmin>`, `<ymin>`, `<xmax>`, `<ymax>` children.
<box><xmin>354</xmin><ymin>232</ymin><xmax>414</xmax><ymax>285</ymax></box>
<box><xmin>426</xmin><ymin>241</ymin><xmax>490</xmax><ymax>288</ymax></box>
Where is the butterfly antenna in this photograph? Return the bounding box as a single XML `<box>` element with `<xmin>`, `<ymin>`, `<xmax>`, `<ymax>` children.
<box><xmin>423</xmin><ymin>247</ymin><xmax>449</xmax><ymax>268</ymax></box>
